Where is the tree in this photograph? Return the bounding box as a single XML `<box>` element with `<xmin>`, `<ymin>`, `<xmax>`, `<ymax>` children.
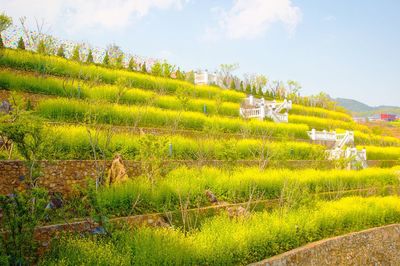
<box><xmin>258</xmin><ymin>86</ymin><xmax>264</xmax><ymax>96</ymax></box>
<box><xmin>151</xmin><ymin>62</ymin><xmax>163</xmax><ymax>76</ymax></box>
<box><xmin>245</xmin><ymin>83</ymin><xmax>251</xmax><ymax>94</ymax></box>
<box><xmin>56</xmin><ymin>45</ymin><xmax>65</xmax><ymax>58</ymax></box>
<box><xmin>240</xmin><ymin>81</ymin><xmax>244</xmax><ymax>91</ymax></box>
<box><xmin>252</xmin><ymin>85</ymin><xmax>257</xmax><ymax>95</ymax></box>
<box><xmin>175</xmin><ymin>68</ymin><xmax>184</xmax><ymax>80</ymax></box>
<box><xmin>106</xmin><ymin>44</ymin><xmax>124</xmax><ymax>68</ymax></box>
<box><xmin>162</xmin><ymin>60</ymin><xmax>175</xmax><ymax>78</ymax></box>
<box><xmin>17</xmin><ymin>37</ymin><xmax>25</xmax><ymax>50</ymax></box>
<box><xmin>0</xmin><ymin>92</ymin><xmax>51</xmax><ymax>187</ymax></box>
<box><xmin>219</xmin><ymin>63</ymin><xmax>239</xmax><ymax>86</ymax></box>
<box><xmin>71</xmin><ymin>45</ymin><xmax>81</xmax><ymax>62</ymax></box>
<box><xmin>185</xmin><ymin>70</ymin><xmax>194</xmax><ymax>83</ymax></box>
<box><xmin>230</xmin><ymin>79</ymin><xmax>236</xmax><ymax>90</ymax></box>
<box><xmin>86</xmin><ymin>49</ymin><xmax>94</xmax><ymax>64</ymax></box>
<box><xmin>0</xmin><ymin>12</ymin><xmax>12</xmax><ymax>32</ymax></box>
<box><xmin>0</xmin><ymin>12</ymin><xmax>12</xmax><ymax>48</ymax></box>
<box><xmin>36</xmin><ymin>39</ymin><xmax>47</xmax><ymax>55</ymax></box>
<box><xmin>287</xmin><ymin>80</ymin><xmax>302</xmax><ymax>95</ymax></box>
<box><xmin>128</xmin><ymin>57</ymin><xmax>137</xmax><ymax>71</ymax></box>
<box><xmin>141</xmin><ymin>62</ymin><xmax>147</xmax><ymax>73</ymax></box>
<box><xmin>103</xmin><ymin>52</ymin><xmax>110</xmax><ymax>66</ymax></box>
<box><xmin>255</xmin><ymin>74</ymin><xmax>268</xmax><ymax>91</ymax></box>
<box><xmin>0</xmin><ymin>188</ymin><xmax>48</xmax><ymax>265</ymax></box>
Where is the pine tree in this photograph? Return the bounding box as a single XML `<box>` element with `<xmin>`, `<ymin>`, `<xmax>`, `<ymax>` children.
<box><xmin>258</xmin><ymin>86</ymin><xmax>263</xmax><ymax>96</ymax></box>
<box><xmin>230</xmin><ymin>79</ymin><xmax>236</xmax><ymax>90</ymax></box>
<box><xmin>103</xmin><ymin>52</ymin><xmax>110</xmax><ymax>66</ymax></box>
<box><xmin>240</xmin><ymin>81</ymin><xmax>244</xmax><ymax>91</ymax></box>
<box><xmin>71</xmin><ymin>45</ymin><xmax>80</xmax><ymax>62</ymax></box>
<box><xmin>86</xmin><ymin>49</ymin><xmax>94</xmax><ymax>64</ymax></box>
<box><xmin>176</xmin><ymin>68</ymin><xmax>183</xmax><ymax>80</ymax></box>
<box><xmin>252</xmin><ymin>85</ymin><xmax>257</xmax><ymax>96</ymax></box>
<box><xmin>57</xmin><ymin>45</ymin><xmax>65</xmax><ymax>58</ymax></box>
<box><xmin>0</xmin><ymin>35</ymin><xmax>4</xmax><ymax>49</ymax></box>
<box><xmin>17</xmin><ymin>37</ymin><xmax>25</xmax><ymax>50</ymax></box>
<box><xmin>128</xmin><ymin>57</ymin><xmax>137</xmax><ymax>71</ymax></box>
<box><xmin>245</xmin><ymin>84</ymin><xmax>251</xmax><ymax>94</ymax></box>
<box><xmin>141</xmin><ymin>62</ymin><xmax>147</xmax><ymax>73</ymax></box>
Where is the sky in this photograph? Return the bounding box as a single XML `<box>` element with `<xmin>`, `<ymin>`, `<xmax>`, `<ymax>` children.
<box><xmin>1</xmin><ymin>0</ymin><xmax>399</xmax><ymax>106</ymax></box>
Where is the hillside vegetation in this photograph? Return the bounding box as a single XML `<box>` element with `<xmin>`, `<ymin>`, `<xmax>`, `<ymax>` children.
<box><xmin>1</xmin><ymin>46</ymin><xmax>400</xmax><ymax>265</ymax></box>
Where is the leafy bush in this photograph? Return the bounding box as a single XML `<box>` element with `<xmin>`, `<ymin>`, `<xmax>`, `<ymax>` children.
<box><xmin>42</xmin><ymin>196</ymin><xmax>400</xmax><ymax>265</ymax></box>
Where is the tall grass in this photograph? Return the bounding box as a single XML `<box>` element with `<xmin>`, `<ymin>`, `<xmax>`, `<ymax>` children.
<box><xmin>0</xmin><ymin>69</ymin><xmax>240</xmax><ymax>116</ymax></box>
<box><xmin>0</xmin><ymin>49</ymin><xmax>245</xmax><ymax>102</ymax></box>
<box><xmin>42</xmin><ymin>196</ymin><xmax>400</xmax><ymax>265</ymax></box>
<box><xmin>36</xmin><ymin>98</ymin><xmax>310</xmax><ymax>138</ymax></box>
<box><xmin>291</xmin><ymin>104</ymin><xmax>353</xmax><ymax>122</ymax></box>
<box><xmin>289</xmin><ymin>114</ymin><xmax>370</xmax><ymax>133</ymax></box>
<box><xmin>354</xmin><ymin>131</ymin><xmax>400</xmax><ymax>147</ymax></box>
<box><xmin>40</xmin><ymin>125</ymin><xmax>325</xmax><ymax>160</ymax></box>
<box><xmin>361</xmin><ymin>145</ymin><xmax>400</xmax><ymax>160</ymax></box>
<box><xmin>96</xmin><ymin>166</ymin><xmax>399</xmax><ymax>215</ymax></box>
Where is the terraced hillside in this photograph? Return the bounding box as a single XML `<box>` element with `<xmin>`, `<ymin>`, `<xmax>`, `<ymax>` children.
<box><xmin>1</xmin><ymin>48</ymin><xmax>400</xmax><ymax>265</ymax></box>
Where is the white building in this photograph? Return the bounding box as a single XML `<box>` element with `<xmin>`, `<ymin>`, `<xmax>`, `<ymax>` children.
<box><xmin>194</xmin><ymin>70</ymin><xmax>218</xmax><ymax>86</ymax></box>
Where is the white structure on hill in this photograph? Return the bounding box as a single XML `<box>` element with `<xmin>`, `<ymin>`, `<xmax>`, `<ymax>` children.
<box><xmin>239</xmin><ymin>95</ymin><xmax>292</xmax><ymax>123</ymax></box>
<box><xmin>307</xmin><ymin>129</ymin><xmax>367</xmax><ymax>168</ymax></box>
<box><xmin>194</xmin><ymin>70</ymin><xmax>218</xmax><ymax>86</ymax></box>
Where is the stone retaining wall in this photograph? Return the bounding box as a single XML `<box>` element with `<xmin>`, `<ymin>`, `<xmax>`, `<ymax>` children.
<box><xmin>0</xmin><ymin>160</ymin><xmax>398</xmax><ymax>195</ymax></box>
<box><xmin>251</xmin><ymin>224</ymin><xmax>400</xmax><ymax>266</ymax></box>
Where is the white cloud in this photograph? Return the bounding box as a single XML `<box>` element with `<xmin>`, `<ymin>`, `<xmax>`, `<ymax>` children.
<box><xmin>209</xmin><ymin>0</ymin><xmax>302</xmax><ymax>40</ymax></box>
<box><xmin>0</xmin><ymin>0</ymin><xmax>187</xmax><ymax>32</ymax></box>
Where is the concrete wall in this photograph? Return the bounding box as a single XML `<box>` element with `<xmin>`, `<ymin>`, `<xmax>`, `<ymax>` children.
<box><xmin>251</xmin><ymin>224</ymin><xmax>400</xmax><ymax>266</ymax></box>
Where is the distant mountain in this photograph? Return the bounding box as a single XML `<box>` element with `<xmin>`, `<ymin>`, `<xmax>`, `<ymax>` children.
<box><xmin>335</xmin><ymin>98</ymin><xmax>400</xmax><ymax>117</ymax></box>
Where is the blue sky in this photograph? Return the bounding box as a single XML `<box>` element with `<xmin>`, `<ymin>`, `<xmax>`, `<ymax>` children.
<box><xmin>1</xmin><ymin>0</ymin><xmax>399</xmax><ymax>106</ymax></box>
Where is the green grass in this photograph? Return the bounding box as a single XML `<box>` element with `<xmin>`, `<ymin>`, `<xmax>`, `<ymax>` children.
<box><xmin>42</xmin><ymin>196</ymin><xmax>400</xmax><ymax>265</ymax></box>
<box><xmin>0</xmin><ymin>49</ymin><xmax>245</xmax><ymax>103</ymax></box>
<box><xmin>36</xmin><ymin>98</ymin><xmax>310</xmax><ymax>138</ymax></box>
<box><xmin>96</xmin><ymin>166</ymin><xmax>399</xmax><ymax>216</ymax></box>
